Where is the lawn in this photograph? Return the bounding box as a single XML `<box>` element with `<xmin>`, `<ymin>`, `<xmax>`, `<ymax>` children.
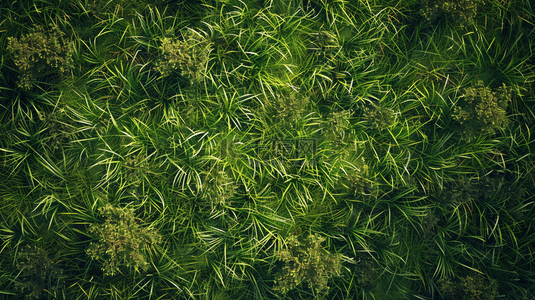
<box><xmin>0</xmin><ymin>0</ymin><xmax>534</xmax><ymax>299</ymax></box>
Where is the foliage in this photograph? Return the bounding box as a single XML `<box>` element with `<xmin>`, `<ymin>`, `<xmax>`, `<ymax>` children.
<box><xmin>37</xmin><ymin>108</ymin><xmax>74</xmax><ymax>151</ymax></box>
<box><xmin>7</xmin><ymin>25</ymin><xmax>74</xmax><ymax>90</ymax></box>
<box><xmin>86</xmin><ymin>204</ymin><xmax>161</xmax><ymax>276</ymax></box>
<box><xmin>324</xmin><ymin>109</ymin><xmax>352</xmax><ymax>143</ymax></box>
<box><xmin>273</xmin><ymin>234</ymin><xmax>342</xmax><ymax>295</ymax></box>
<box><xmin>364</xmin><ymin>103</ymin><xmax>395</xmax><ymax>131</ymax></box>
<box><xmin>85</xmin><ymin>0</ymin><xmax>166</xmax><ymax>19</ymax></box>
<box><xmin>354</xmin><ymin>256</ymin><xmax>381</xmax><ymax>290</ymax></box>
<box><xmin>439</xmin><ymin>273</ymin><xmax>499</xmax><ymax>300</ymax></box>
<box><xmin>201</xmin><ymin>169</ymin><xmax>238</xmax><ymax>212</ymax></box>
<box><xmin>0</xmin><ymin>0</ymin><xmax>534</xmax><ymax>299</ymax></box>
<box><xmin>453</xmin><ymin>80</ymin><xmax>512</xmax><ymax>141</ymax></box>
<box><xmin>15</xmin><ymin>246</ymin><xmax>63</xmax><ymax>299</ymax></box>
<box><xmin>266</xmin><ymin>91</ymin><xmax>311</xmax><ymax>127</ymax></box>
<box><xmin>155</xmin><ymin>30</ymin><xmax>212</xmax><ymax>84</ymax></box>
<box><xmin>421</xmin><ymin>0</ymin><xmax>484</xmax><ymax>26</ymax></box>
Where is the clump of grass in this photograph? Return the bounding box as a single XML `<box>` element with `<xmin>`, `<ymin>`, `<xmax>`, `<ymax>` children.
<box><xmin>155</xmin><ymin>30</ymin><xmax>212</xmax><ymax>84</ymax></box>
<box><xmin>7</xmin><ymin>25</ymin><xmax>74</xmax><ymax>90</ymax></box>
<box><xmin>453</xmin><ymin>80</ymin><xmax>512</xmax><ymax>141</ymax></box>
<box><xmin>15</xmin><ymin>246</ymin><xmax>63</xmax><ymax>299</ymax></box>
<box><xmin>0</xmin><ymin>0</ymin><xmax>534</xmax><ymax>299</ymax></box>
<box><xmin>86</xmin><ymin>204</ymin><xmax>161</xmax><ymax>276</ymax></box>
<box><xmin>273</xmin><ymin>234</ymin><xmax>342</xmax><ymax>296</ymax></box>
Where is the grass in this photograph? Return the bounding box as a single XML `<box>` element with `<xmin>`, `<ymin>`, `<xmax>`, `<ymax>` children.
<box><xmin>0</xmin><ymin>0</ymin><xmax>534</xmax><ymax>299</ymax></box>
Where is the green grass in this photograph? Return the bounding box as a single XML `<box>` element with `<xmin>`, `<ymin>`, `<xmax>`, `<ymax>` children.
<box><xmin>1</xmin><ymin>0</ymin><xmax>534</xmax><ymax>299</ymax></box>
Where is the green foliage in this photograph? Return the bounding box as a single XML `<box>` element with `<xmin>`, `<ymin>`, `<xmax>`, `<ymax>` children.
<box><xmin>354</xmin><ymin>256</ymin><xmax>381</xmax><ymax>290</ymax></box>
<box><xmin>453</xmin><ymin>80</ymin><xmax>512</xmax><ymax>141</ymax></box>
<box><xmin>266</xmin><ymin>91</ymin><xmax>311</xmax><ymax>127</ymax></box>
<box><xmin>0</xmin><ymin>0</ymin><xmax>534</xmax><ymax>299</ymax></box>
<box><xmin>7</xmin><ymin>25</ymin><xmax>74</xmax><ymax>90</ymax></box>
<box><xmin>273</xmin><ymin>234</ymin><xmax>342</xmax><ymax>295</ymax></box>
<box><xmin>155</xmin><ymin>30</ymin><xmax>212</xmax><ymax>84</ymax></box>
<box><xmin>421</xmin><ymin>0</ymin><xmax>484</xmax><ymax>26</ymax></box>
<box><xmin>15</xmin><ymin>246</ymin><xmax>63</xmax><ymax>299</ymax></box>
<box><xmin>364</xmin><ymin>104</ymin><xmax>396</xmax><ymax>131</ymax></box>
<box><xmin>201</xmin><ymin>169</ymin><xmax>238</xmax><ymax>211</ymax></box>
<box><xmin>86</xmin><ymin>204</ymin><xmax>161</xmax><ymax>276</ymax></box>
<box><xmin>85</xmin><ymin>0</ymin><xmax>165</xmax><ymax>19</ymax></box>
<box><xmin>37</xmin><ymin>108</ymin><xmax>74</xmax><ymax>152</ymax></box>
<box><xmin>324</xmin><ymin>109</ymin><xmax>352</xmax><ymax>142</ymax></box>
<box><xmin>439</xmin><ymin>273</ymin><xmax>498</xmax><ymax>300</ymax></box>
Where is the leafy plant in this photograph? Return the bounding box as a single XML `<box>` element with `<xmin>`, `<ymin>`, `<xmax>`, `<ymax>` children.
<box><xmin>37</xmin><ymin>108</ymin><xmax>74</xmax><ymax>152</ymax></box>
<box><xmin>323</xmin><ymin>109</ymin><xmax>352</xmax><ymax>144</ymax></box>
<box><xmin>201</xmin><ymin>169</ymin><xmax>238</xmax><ymax>212</ymax></box>
<box><xmin>0</xmin><ymin>0</ymin><xmax>534</xmax><ymax>298</ymax></box>
<box><xmin>266</xmin><ymin>91</ymin><xmax>311</xmax><ymax>128</ymax></box>
<box><xmin>453</xmin><ymin>80</ymin><xmax>512</xmax><ymax>141</ymax></box>
<box><xmin>439</xmin><ymin>272</ymin><xmax>499</xmax><ymax>300</ymax></box>
<box><xmin>86</xmin><ymin>204</ymin><xmax>161</xmax><ymax>276</ymax></box>
<box><xmin>15</xmin><ymin>246</ymin><xmax>63</xmax><ymax>299</ymax></box>
<box><xmin>364</xmin><ymin>103</ymin><xmax>396</xmax><ymax>131</ymax></box>
<box><xmin>7</xmin><ymin>25</ymin><xmax>74</xmax><ymax>90</ymax></box>
<box><xmin>421</xmin><ymin>0</ymin><xmax>484</xmax><ymax>26</ymax></box>
<box><xmin>155</xmin><ymin>30</ymin><xmax>212</xmax><ymax>84</ymax></box>
<box><xmin>273</xmin><ymin>234</ymin><xmax>342</xmax><ymax>296</ymax></box>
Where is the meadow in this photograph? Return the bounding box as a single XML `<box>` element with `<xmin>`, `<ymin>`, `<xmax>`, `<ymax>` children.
<box><xmin>0</xmin><ymin>0</ymin><xmax>534</xmax><ymax>299</ymax></box>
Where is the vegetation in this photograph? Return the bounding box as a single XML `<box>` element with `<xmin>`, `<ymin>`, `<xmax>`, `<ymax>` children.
<box><xmin>273</xmin><ymin>234</ymin><xmax>342</xmax><ymax>295</ymax></box>
<box><xmin>7</xmin><ymin>25</ymin><xmax>74</xmax><ymax>90</ymax></box>
<box><xmin>0</xmin><ymin>0</ymin><xmax>534</xmax><ymax>299</ymax></box>
<box><xmin>453</xmin><ymin>80</ymin><xmax>512</xmax><ymax>141</ymax></box>
<box><xmin>156</xmin><ymin>30</ymin><xmax>212</xmax><ymax>84</ymax></box>
<box><xmin>87</xmin><ymin>204</ymin><xmax>162</xmax><ymax>276</ymax></box>
<box><xmin>15</xmin><ymin>246</ymin><xmax>63</xmax><ymax>299</ymax></box>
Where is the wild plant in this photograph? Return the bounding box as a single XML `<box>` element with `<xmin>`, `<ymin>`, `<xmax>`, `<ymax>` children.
<box><xmin>86</xmin><ymin>204</ymin><xmax>161</xmax><ymax>276</ymax></box>
<box><xmin>265</xmin><ymin>91</ymin><xmax>311</xmax><ymax>128</ymax></box>
<box><xmin>323</xmin><ymin>109</ymin><xmax>353</xmax><ymax>146</ymax></box>
<box><xmin>364</xmin><ymin>103</ymin><xmax>396</xmax><ymax>131</ymax></box>
<box><xmin>15</xmin><ymin>245</ymin><xmax>63</xmax><ymax>299</ymax></box>
<box><xmin>273</xmin><ymin>234</ymin><xmax>342</xmax><ymax>295</ymax></box>
<box><xmin>453</xmin><ymin>80</ymin><xmax>512</xmax><ymax>141</ymax></box>
<box><xmin>7</xmin><ymin>25</ymin><xmax>74</xmax><ymax>90</ymax></box>
<box><xmin>155</xmin><ymin>30</ymin><xmax>212</xmax><ymax>84</ymax></box>
<box><xmin>439</xmin><ymin>272</ymin><xmax>498</xmax><ymax>300</ymax></box>
<box><xmin>421</xmin><ymin>0</ymin><xmax>484</xmax><ymax>27</ymax></box>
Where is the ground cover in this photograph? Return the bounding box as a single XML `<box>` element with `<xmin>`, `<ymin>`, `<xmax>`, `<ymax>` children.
<box><xmin>0</xmin><ymin>0</ymin><xmax>534</xmax><ymax>299</ymax></box>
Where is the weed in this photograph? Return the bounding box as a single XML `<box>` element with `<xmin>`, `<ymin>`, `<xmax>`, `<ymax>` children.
<box><xmin>7</xmin><ymin>25</ymin><xmax>74</xmax><ymax>90</ymax></box>
<box><xmin>274</xmin><ymin>234</ymin><xmax>342</xmax><ymax>295</ymax></box>
<box><xmin>364</xmin><ymin>103</ymin><xmax>396</xmax><ymax>131</ymax></box>
<box><xmin>15</xmin><ymin>246</ymin><xmax>63</xmax><ymax>299</ymax></box>
<box><xmin>439</xmin><ymin>272</ymin><xmax>498</xmax><ymax>300</ymax></box>
<box><xmin>453</xmin><ymin>80</ymin><xmax>512</xmax><ymax>141</ymax></box>
<box><xmin>155</xmin><ymin>30</ymin><xmax>212</xmax><ymax>84</ymax></box>
<box><xmin>421</xmin><ymin>0</ymin><xmax>484</xmax><ymax>27</ymax></box>
<box><xmin>86</xmin><ymin>204</ymin><xmax>161</xmax><ymax>276</ymax></box>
